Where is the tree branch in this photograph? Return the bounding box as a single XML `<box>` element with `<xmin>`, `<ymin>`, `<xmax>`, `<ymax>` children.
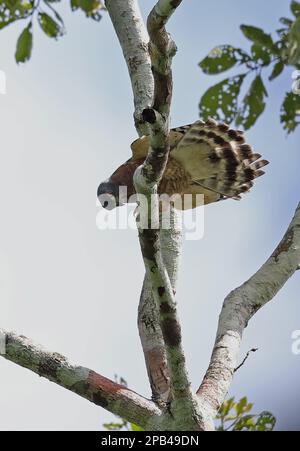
<box><xmin>137</xmin><ymin>0</ymin><xmax>183</xmax><ymax>187</ymax></box>
<box><xmin>4</xmin><ymin>0</ymin><xmax>298</xmax><ymax>433</ymax></box>
<box><xmin>138</xmin><ymin>206</ymin><xmax>182</xmax><ymax>403</ymax></box>
<box><xmin>0</xmin><ymin>330</ymin><xmax>162</xmax><ymax>429</ymax></box>
<box><xmin>0</xmin><ymin>0</ymin><xmax>181</xmax><ymax>431</ymax></box>
<box><xmin>105</xmin><ymin>0</ymin><xmax>177</xmax><ymax>404</ymax></box>
<box><xmin>105</xmin><ymin>0</ymin><xmax>154</xmax><ymax>136</ymax></box>
<box><xmin>133</xmin><ymin>0</ymin><xmax>201</xmax><ymax>426</ymax></box>
<box><xmin>197</xmin><ymin>201</ymin><xmax>300</xmax><ymax>418</ymax></box>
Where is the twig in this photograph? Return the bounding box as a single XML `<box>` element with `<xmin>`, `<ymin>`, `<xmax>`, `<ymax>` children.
<box><xmin>234</xmin><ymin>348</ymin><xmax>258</xmax><ymax>373</ymax></box>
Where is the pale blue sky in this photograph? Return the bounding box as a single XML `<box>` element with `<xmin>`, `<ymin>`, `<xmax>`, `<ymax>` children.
<box><xmin>0</xmin><ymin>0</ymin><xmax>299</xmax><ymax>430</ymax></box>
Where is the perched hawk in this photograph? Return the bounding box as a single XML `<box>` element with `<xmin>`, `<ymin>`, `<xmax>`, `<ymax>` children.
<box><xmin>97</xmin><ymin>119</ymin><xmax>269</xmax><ymax>210</ymax></box>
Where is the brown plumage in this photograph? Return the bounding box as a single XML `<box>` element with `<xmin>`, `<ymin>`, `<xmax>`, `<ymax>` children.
<box><xmin>97</xmin><ymin>119</ymin><xmax>269</xmax><ymax>210</ymax></box>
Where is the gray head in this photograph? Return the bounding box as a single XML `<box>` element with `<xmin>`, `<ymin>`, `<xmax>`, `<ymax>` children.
<box><xmin>97</xmin><ymin>180</ymin><xmax>120</xmax><ymax>210</ymax></box>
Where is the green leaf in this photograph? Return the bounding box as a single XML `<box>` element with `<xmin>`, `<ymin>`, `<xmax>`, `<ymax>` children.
<box><xmin>240</xmin><ymin>25</ymin><xmax>274</xmax><ymax>50</ymax></box>
<box><xmin>0</xmin><ymin>17</ymin><xmax>14</xmax><ymax>30</ymax></box>
<box><xmin>103</xmin><ymin>422</ymin><xmax>125</xmax><ymax>431</ymax></box>
<box><xmin>218</xmin><ymin>397</ymin><xmax>235</xmax><ymax>418</ymax></box>
<box><xmin>291</xmin><ymin>1</ymin><xmax>300</xmax><ymax>17</ymax></box>
<box><xmin>233</xmin><ymin>415</ymin><xmax>256</xmax><ymax>431</ymax></box>
<box><xmin>279</xmin><ymin>17</ymin><xmax>294</xmax><ymax>27</ymax></box>
<box><xmin>216</xmin><ymin>396</ymin><xmax>276</xmax><ymax>431</ymax></box>
<box><xmin>255</xmin><ymin>412</ymin><xmax>276</xmax><ymax>431</ymax></box>
<box><xmin>0</xmin><ymin>0</ymin><xmax>33</xmax><ymax>30</ymax></box>
<box><xmin>199</xmin><ymin>45</ymin><xmax>249</xmax><ymax>75</ymax></box>
<box><xmin>281</xmin><ymin>91</ymin><xmax>300</xmax><ymax>133</ymax></box>
<box><xmin>15</xmin><ymin>23</ymin><xmax>33</xmax><ymax>64</ymax></box>
<box><xmin>199</xmin><ymin>74</ymin><xmax>246</xmax><ymax>123</ymax></box>
<box><xmin>235</xmin><ymin>397</ymin><xmax>248</xmax><ymax>416</ymax></box>
<box><xmin>269</xmin><ymin>60</ymin><xmax>285</xmax><ymax>80</ymax></box>
<box><xmin>251</xmin><ymin>43</ymin><xmax>271</xmax><ymax>65</ymax></box>
<box><xmin>44</xmin><ymin>0</ymin><xmax>65</xmax><ymax>27</ymax></box>
<box><xmin>5</xmin><ymin>0</ymin><xmax>20</xmax><ymax>10</ymax></box>
<box><xmin>288</xmin><ymin>17</ymin><xmax>300</xmax><ymax>64</ymax></box>
<box><xmin>70</xmin><ymin>0</ymin><xmax>104</xmax><ymax>21</ymax></box>
<box><xmin>233</xmin><ymin>411</ymin><xmax>276</xmax><ymax>431</ymax></box>
<box><xmin>38</xmin><ymin>12</ymin><xmax>64</xmax><ymax>39</ymax></box>
<box><xmin>236</xmin><ymin>75</ymin><xmax>268</xmax><ymax>129</ymax></box>
<box><xmin>131</xmin><ymin>423</ymin><xmax>144</xmax><ymax>431</ymax></box>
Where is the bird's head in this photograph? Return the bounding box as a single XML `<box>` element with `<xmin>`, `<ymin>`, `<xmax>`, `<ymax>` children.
<box><xmin>97</xmin><ymin>180</ymin><xmax>122</xmax><ymax>210</ymax></box>
<box><xmin>97</xmin><ymin>160</ymin><xmax>141</xmax><ymax>210</ymax></box>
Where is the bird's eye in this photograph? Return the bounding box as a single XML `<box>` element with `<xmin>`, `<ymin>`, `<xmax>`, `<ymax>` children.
<box><xmin>99</xmin><ymin>193</ymin><xmax>117</xmax><ymax>210</ymax></box>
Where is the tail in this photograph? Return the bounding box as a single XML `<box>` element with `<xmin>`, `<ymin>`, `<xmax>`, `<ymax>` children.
<box><xmin>172</xmin><ymin>118</ymin><xmax>269</xmax><ymax>199</ymax></box>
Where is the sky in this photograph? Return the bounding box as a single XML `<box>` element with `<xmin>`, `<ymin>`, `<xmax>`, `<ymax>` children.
<box><xmin>0</xmin><ymin>0</ymin><xmax>299</xmax><ymax>431</ymax></box>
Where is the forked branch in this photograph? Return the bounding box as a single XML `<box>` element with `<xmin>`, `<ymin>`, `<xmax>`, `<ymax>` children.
<box><xmin>133</xmin><ymin>1</ymin><xmax>199</xmax><ymax>421</ymax></box>
<box><xmin>1</xmin><ymin>0</ymin><xmax>299</xmax><ymax>433</ymax></box>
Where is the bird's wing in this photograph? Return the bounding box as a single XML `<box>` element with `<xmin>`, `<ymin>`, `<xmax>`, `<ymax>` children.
<box><xmin>130</xmin><ymin>126</ymin><xmax>191</xmax><ymax>160</ymax></box>
<box><xmin>170</xmin><ymin>119</ymin><xmax>269</xmax><ymax>198</ymax></box>
<box><xmin>130</xmin><ymin>135</ymin><xmax>150</xmax><ymax>160</ymax></box>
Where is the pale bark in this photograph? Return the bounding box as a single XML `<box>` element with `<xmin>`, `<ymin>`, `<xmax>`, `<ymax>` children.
<box><xmin>105</xmin><ymin>0</ymin><xmax>153</xmax><ymax>136</ymax></box>
<box><xmin>107</xmin><ymin>0</ymin><xmax>199</xmax><ymax>426</ymax></box>
<box><xmin>105</xmin><ymin>0</ymin><xmax>180</xmax><ymax>403</ymax></box>
<box><xmin>0</xmin><ymin>0</ymin><xmax>299</xmax><ymax>433</ymax></box>
<box><xmin>197</xmin><ymin>202</ymin><xmax>300</xmax><ymax>420</ymax></box>
<box><xmin>138</xmin><ymin>208</ymin><xmax>182</xmax><ymax>403</ymax></box>
<box><xmin>106</xmin><ymin>0</ymin><xmax>185</xmax><ymax>402</ymax></box>
<box><xmin>0</xmin><ymin>330</ymin><xmax>161</xmax><ymax>429</ymax></box>
<box><xmin>2</xmin><ymin>199</ymin><xmax>298</xmax><ymax>430</ymax></box>
<box><xmin>133</xmin><ymin>0</ymin><xmax>201</xmax><ymax>423</ymax></box>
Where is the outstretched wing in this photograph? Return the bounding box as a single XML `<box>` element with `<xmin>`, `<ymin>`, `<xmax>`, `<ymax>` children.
<box><xmin>170</xmin><ymin>119</ymin><xmax>269</xmax><ymax>198</ymax></box>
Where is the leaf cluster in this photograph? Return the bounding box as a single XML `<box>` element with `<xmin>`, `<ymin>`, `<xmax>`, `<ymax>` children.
<box><xmin>199</xmin><ymin>1</ymin><xmax>300</xmax><ymax>133</ymax></box>
<box><xmin>216</xmin><ymin>397</ymin><xmax>276</xmax><ymax>431</ymax></box>
<box><xmin>0</xmin><ymin>0</ymin><xmax>105</xmax><ymax>63</ymax></box>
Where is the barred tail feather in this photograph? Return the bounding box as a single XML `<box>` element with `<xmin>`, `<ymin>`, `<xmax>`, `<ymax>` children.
<box><xmin>171</xmin><ymin>118</ymin><xmax>269</xmax><ymax>199</ymax></box>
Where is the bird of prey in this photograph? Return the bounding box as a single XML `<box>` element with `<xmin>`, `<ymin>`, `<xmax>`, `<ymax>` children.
<box><xmin>97</xmin><ymin>118</ymin><xmax>269</xmax><ymax>210</ymax></box>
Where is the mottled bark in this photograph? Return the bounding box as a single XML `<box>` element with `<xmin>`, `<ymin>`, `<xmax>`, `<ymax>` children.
<box><xmin>197</xmin><ymin>202</ymin><xmax>300</xmax><ymax>420</ymax></box>
<box><xmin>0</xmin><ymin>330</ymin><xmax>161</xmax><ymax>429</ymax></box>
<box><xmin>133</xmin><ymin>0</ymin><xmax>200</xmax><ymax>424</ymax></box>
<box><xmin>105</xmin><ymin>0</ymin><xmax>153</xmax><ymax>136</ymax></box>
<box><xmin>138</xmin><ymin>208</ymin><xmax>182</xmax><ymax>403</ymax></box>
<box><xmin>105</xmin><ymin>0</ymin><xmax>179</xmax><ymax>403</ymax></box>
<box><xmin>0</xmin><ymin>0</ymin><xmax>299</xmax><ymax>433</ymax></box>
